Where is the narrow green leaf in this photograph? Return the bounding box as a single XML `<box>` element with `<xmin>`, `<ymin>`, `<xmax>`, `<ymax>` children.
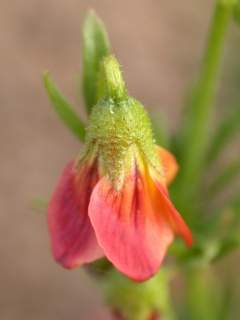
<box><xmin>82</xmin><ymin>11</ymin><xmax>110</xmax><ymax>113</ymax></box>
<box><xmin>207</xmin><ymin>108</ymin><xmax>240</xmax><ymax>164</ymax></box>
<box><xmin>43</xmin><ymin>72</ymin><xmax>85</xmax><ymax>141</ymax></box>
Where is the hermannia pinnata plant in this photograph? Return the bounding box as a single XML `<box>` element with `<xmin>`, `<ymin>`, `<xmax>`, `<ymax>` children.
<box><xmin>47</xmin><ymin>55</ymin><xmax>192</xmax><ymax>281</ymax></box>
<box><xmin>43</xmin><ymin>1</ymin><xmax>240</xmax><ymax>319</ymax></box>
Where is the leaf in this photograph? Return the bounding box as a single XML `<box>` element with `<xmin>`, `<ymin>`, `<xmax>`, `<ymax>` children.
<box><xmin>207</xmin><ymin>108</ymin><xmax>240</xmax><ymax>164</ymax></box>
<box><xmin>208</xmin><ymin>160</ymin><xmax>240</xmax><ymax>196</ymax></box>
<box><xmin>43</xmin><ymin>72</ymin><xmax>85</xmax><ymax>141</ymax></box>
<box><xmin>82</xmin><ymin>11</ymin><xmax>110</xmax><ymax>113</ymax></box>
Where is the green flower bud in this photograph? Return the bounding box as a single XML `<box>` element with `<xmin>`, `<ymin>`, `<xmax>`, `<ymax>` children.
<box><xmin>84</xmin><ymin>55</ymin><xmax>161</xmax><ymax>190</ymax></box>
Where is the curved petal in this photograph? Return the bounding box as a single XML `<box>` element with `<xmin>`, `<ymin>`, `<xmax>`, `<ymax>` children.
<box><xmin>88</xmin><ymin>165</ymin><xmax>174</xmax><ymax>281</ymax></box>
<box><xmin>149</xmin><ymin>167</ymin><xmax>193</xmax><ymax>246</ymax></box>
<box><xmin>156</xmin><ymin>145</ymin><xmax>179</xmax><ymax>185</ymax></box>
<box><xmin>48</xmin><ymin>160</ymin><xmax>103</xmax><ymax>269</ymax></box>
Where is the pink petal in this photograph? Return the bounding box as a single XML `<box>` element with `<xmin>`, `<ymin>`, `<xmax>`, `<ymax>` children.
<box><xmin>88</xmin><ymin>167</ymin><xmax>174</xmax><ymax>281</ymax></box>
<box><xmin>48</xmin><ymin>160</ymin><xmax>103</xmax><ymax>269</ymax></box>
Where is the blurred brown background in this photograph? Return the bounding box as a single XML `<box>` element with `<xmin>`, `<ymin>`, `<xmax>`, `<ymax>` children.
<box><xmin>1</xmin><ymin>0</ymin><xmax>239</xmax><ymax>319</ymax></box>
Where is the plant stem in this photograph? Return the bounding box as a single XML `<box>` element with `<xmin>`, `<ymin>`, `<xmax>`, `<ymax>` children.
<box><xmin>185</xmin><ymin>266</ymin><xmax>221</xmax><ymax>320</ymax></box>
<box><xmin>179</xmin><ymin>0</ymin><xmax>235</xmax><ymax>191</ymax></box>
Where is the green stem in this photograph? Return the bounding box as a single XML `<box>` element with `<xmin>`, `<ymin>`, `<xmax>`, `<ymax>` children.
<box><xmin>185</xmin><ymin>266</ymin><xmax>221</xmax><ymax>320</ymax></box>
<box><xmin>179</xmin><ymin>0</ymin><xmax>235</xmax><ymax>190</ymax></box>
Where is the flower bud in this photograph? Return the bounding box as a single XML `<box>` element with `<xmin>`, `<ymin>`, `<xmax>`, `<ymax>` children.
<box><xmin>48</xmin><ymin>54</ymin><xmax>192</xmax><ymax>281</ymax></box>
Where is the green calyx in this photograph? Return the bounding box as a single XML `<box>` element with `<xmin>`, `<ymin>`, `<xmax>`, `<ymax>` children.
<box><xmin>97</xmin><ymin>55</ymin><xmax>127</xmax><ymax>102</ymax></box>
<box><xmin>84</xmin><ymin>55</ymin><xmax>161</xmax><ymax>189</ymax></box>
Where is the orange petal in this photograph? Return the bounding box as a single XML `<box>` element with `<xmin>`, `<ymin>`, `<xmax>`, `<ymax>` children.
<box><xmin>156</xmin><ymin>145</ymin><xmax>179</xmax><ymax>185</ymax></box>
<box><xmin>149</xmin><ymin>167</ymin><xmax>193</xmax><ymax>246</ymax></box>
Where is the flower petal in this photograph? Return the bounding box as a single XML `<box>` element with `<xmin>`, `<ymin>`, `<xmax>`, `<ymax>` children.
<box><xmin>149</xmin><ymin>167</ymin><xmax>193</xmax><ymax>246</ymax></box>
<box><xmin>48</xmin><ymin>160</ymin><xmax>103</xmax><ymax>269</ymax></box>
<box><xmin>88</xmin><ymin>165</ymin><xmax>174</xmax><ymax>281</ymax></box>
<box><xmin>156</xmin><ymin>145</ymin><xmax>179</xmax><ymax>185</ymax></box>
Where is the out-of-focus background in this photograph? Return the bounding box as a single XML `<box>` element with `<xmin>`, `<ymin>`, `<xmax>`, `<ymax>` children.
<box><xmin>1</xmin><ymin>0</ymin><xmax>240</xmax><ymax>319</ymax></box>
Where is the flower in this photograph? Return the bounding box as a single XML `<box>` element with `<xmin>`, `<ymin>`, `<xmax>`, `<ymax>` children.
<box><xmin>48</xmin><ymin>56</ymin><xmax>192</xmax><ymax>281</ymax></box>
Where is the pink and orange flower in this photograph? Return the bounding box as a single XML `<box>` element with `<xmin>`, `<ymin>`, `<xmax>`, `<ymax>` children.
<box><xmin>47</xmin><ymin>56</ymin><xmax>192</xmax><ymax>281</ymax></box>
<box><xmin>48</xmin><ymin>137</ymin><xmax>192</xmax><ymax>281</ymax></box>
